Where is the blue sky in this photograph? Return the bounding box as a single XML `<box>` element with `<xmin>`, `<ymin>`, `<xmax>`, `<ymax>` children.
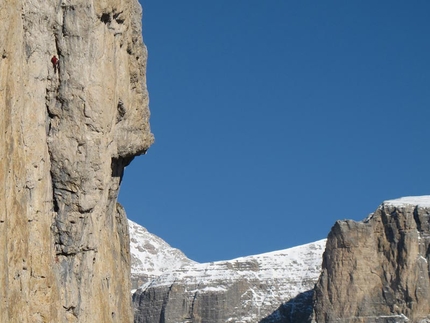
<box><xmin>119</xmin><ymin>1</ymin><xmax>430</xmax><ymax>263</ymax></box>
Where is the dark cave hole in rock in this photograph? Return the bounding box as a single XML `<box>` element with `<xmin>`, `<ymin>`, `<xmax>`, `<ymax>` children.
<box><xmin>100</xmin><ymin>13</ymin><xmax>111</xmax><ymax>24</ymax></box>
<box><xmin>111</xmin><ymin>157</ymin><xmax>134</xmax><ymax>182</ymax></box>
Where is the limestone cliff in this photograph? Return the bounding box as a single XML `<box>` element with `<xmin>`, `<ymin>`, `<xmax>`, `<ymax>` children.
<box><xmin>0</xmin><ymin>0</ymin><xmax>153</xmax><ymax>322</ymax></box>
<box><xmin>312</xmin><ymin>196</ymin><xmax>430</xmax><ymax>323</ymax></box>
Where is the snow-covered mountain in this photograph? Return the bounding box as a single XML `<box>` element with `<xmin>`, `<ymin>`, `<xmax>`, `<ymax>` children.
<box><xmin>130</xmin><ymin>196</ymin><xmax>430</xmax><ymax>322</ymax></box>
<box><xmin>129</xmin><ymin>220</ymin><xmax>196</xmax><ymax>290</ymax></box>
<box><xmin>128</xmin><ymin>219</ymin><xmax>326</xmax><ymax>323</ymax></box>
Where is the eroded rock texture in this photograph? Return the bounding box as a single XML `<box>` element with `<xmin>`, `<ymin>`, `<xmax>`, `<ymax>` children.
<box><xmin>0</xmin><ymin>0</ymin><xmax>152</xmax><ymax>322</ymax></box>
<box><xmin>312</xmin><ymin>197</ymin><xmax>430</xmax><ymax>323</ymax></box>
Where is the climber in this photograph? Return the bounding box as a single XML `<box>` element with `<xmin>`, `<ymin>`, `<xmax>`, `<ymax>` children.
<box><xmin>51</xmin><ymin>55</ymin><xmax>59</xmax><ymax>73</ymax></box>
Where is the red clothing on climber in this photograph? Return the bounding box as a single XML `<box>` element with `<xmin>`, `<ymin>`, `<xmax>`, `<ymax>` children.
<box><xmin>51</xmin><ymin>55</ymin><xmax>59</xmax><ymax>72</ymax></box>
<box><xmin>51</xmin><ymin>55</ymin><xmax>59</xmax><ymax>65</ymax></box>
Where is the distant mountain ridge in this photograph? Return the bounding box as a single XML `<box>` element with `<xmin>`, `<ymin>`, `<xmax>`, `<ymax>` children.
<box><xmin>129</xmin><ymin>196</ymin><xmax>430</xmax><ymax>323</ymax></box>
<box><xmin>128</xmin><ymin>219</ymin><xmax>326</xmax><ymax>323</ymax></box>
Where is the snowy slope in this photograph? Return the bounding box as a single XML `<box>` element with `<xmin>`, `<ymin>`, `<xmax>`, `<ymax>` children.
<box><xmin>128</xmin><ymin>220</ymin><xmax>196</xmax><ymax>289</ymax></box>
<box><xmin>140</xmin><ymin>239</ymin><xmax>326</xmax><ymax>294</ymax></box>
<box><xmin>383</xmin><ymin>195</ymin><xmax>430</xmax><ymax>208</ymax></box>
<box><xmin>129</xmin><ymin>219</ymin><xmax>326</xmax><ymax>322</ymax></box>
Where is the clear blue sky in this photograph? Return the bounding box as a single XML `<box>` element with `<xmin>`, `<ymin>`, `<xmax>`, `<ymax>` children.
<box><xmin>119</xmin><ymin>1</ymin><xmax>430</xmax><ymax>263</ymax></box>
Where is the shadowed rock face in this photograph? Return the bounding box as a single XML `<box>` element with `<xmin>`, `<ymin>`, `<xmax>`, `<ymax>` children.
<box><xmin>260</xmin><ymin>290</ymin><xmax>315</xmax><ymax>323</ymax></box>
<box><xmin>0</xmin><ymin>0</ymin><xmax>152</xmax><ymax>322</ymax></box>
<box><xmin>312</xmin><ymin>197</ymin><xmax>430</xmax><ymax>323</ymax></box>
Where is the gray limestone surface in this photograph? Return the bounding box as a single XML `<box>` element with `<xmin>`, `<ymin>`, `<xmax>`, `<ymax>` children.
<box><xmin>312</xmin><ymin>197</ymin><xmax>430</xmax><ymax>323</ymax></box>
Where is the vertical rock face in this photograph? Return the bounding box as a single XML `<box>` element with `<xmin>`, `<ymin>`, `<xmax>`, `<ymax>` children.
<box><xmin>312</xmin><ymin>196</ymin><xmax>430</xmax><ymax>323</ymax></box>
<box><xmin>0</xmin><ymin>0</ymin><xmax>153</xmax><ymax>322</ymax></box>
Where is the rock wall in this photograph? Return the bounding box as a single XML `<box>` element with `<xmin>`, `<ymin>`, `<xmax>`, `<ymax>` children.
<box><xmin>0</xmin><ymin>0</ymin><xmax>153</xmax><ymax>322</ymax></box>
<box><xmin>312</xmin><ymin>197</ymin><xmax>430</xmax><ymax>323</ymax></box>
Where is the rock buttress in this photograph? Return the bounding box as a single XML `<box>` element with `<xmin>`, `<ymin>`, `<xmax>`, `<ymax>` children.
<box><xmin>0</xmin><ymin>0</ymin><xmax>153</xmax><ymax>322</ymax></box>
<box><xmin>312</xmin><ymin>200</ymin><xmax>430</xmax><ymax>323</ymax></box>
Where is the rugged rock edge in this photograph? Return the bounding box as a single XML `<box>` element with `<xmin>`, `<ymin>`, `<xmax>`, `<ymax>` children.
<box><xmin>312</xmin><ymin>196</ymin><xmax>430</xmax><ymax>323</ymax></box>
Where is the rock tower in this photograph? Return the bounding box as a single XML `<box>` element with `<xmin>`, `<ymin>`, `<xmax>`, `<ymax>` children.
<box><xmin>312</xmin><ymin>197</ymin><xmax>430</xmax><ymax>323</ymax></box>
<box><xmin>0</xmin><ymin>0</ymin><xmax>153</xmax><ymax>322</ymax></box>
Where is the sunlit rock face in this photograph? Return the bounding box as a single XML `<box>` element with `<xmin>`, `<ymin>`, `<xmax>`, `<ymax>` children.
<box><xmin>130</xmin><ymin>235</ymin><xmax>326</xmax><ymax>323</ymax></box>
<box><xmin>312</xmin><ymin>196</ymin><xmax>430</xmax><ymax>323</ymax></box>
<box><xmin>0</xmin><ymin>0</ymin><xmax>152</xmax><ymax>321</ymax></box>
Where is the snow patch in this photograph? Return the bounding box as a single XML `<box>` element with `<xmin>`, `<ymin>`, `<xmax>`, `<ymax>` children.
<box><xmin>141</xmin><ymin>239</ymin><xmax>325</xmax><ymax>288</ymax></box>
<box><xmin>418</xmin><ymin>255</ymin><xmax>428</xmax><ymax>263</ymax></box>
<box><xmin>128</xmin><ymin>219</ymin><xmax>196</xmax><ymax>277</ymax></box>
<box><xmin>383</xmin><ymin>196</ymin><xmax>430</xmax><ymax>208</ymax></box>
<box><xmin>129</xmin><ymin>219</ymin><xmax>326</xmax><ymax>322</ymax></box>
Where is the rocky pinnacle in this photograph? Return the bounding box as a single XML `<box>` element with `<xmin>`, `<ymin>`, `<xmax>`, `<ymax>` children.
<box><xmin>312</xmin><ymin>197</ymin><xmax>430</xmax><ymax>323</ymax></box>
